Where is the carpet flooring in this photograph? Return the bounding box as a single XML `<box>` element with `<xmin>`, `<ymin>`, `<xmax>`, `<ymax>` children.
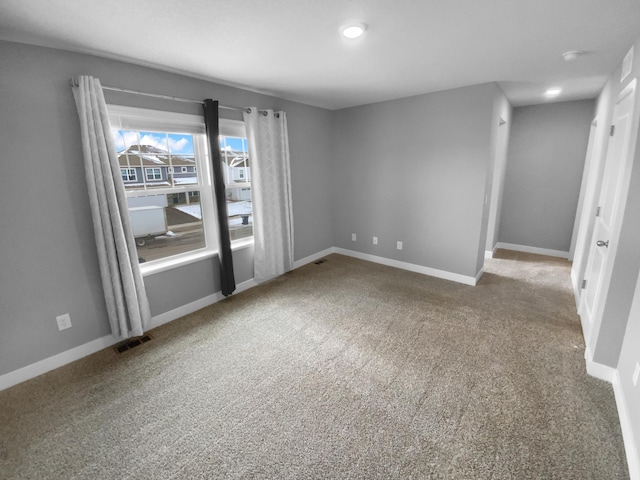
<box><xmin>0</xmin><ymin>250</ymin><xmax>629</xmax><ymax>479</ymax></box>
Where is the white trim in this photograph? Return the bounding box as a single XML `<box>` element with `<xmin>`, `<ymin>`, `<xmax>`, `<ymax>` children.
<box><xmin>485</xmin><ymin>250</ymin><xmax>494</xmax><ymax>259</ymax></box>
<box><xmin>495</xmin><ymin>242</ymin><xmax>569</xmax><ymax>259</ymax></box>
<box><xmin>475</xmin><ymin>266</ymin><xmax>486</xmax><ymax>284</ymax></box>
<box><xmin>584</xmin><ymin>347</ymin><xmax>616</xmax><ymax>382</ymax></box>
<box><xmin>144</xmin><ymin>167</ymin><xmax>162</xmax><ymax>181</ymax></box>
<box><xmin>121</xmin><ymin>167</ymin><xmax>137</xmax><ymax>182</ymax></box>
<box><xmin>0</xmin><ymin>334</ymin><xmax>119</xmax><ymax>392</ymax></box>
<box><xmin>612</xmin><ymin>370</ymin><xmax>640</xmax><ymax>480</ymax></box>
<box><xmin>293</xmin><ymin>247</ymin><xmax>337</xmax><ymax>269</ymax></box>
<box><xmin>334</xmin><ymin>248</ymin><xmax>479</xmax><ymax>286</ymax></box>
<box><xmin>0</xmin><ymin>276</ymin><xmax>261</xmax><ymax>393</ymax></box>
<box><xmin>148</xmin><ymin>277</ymin><xmax>259</xmax><ymax>330</ymax></box>
<box><xmin>571</xmin><ymin>269</ymin><xmax>581</xmax><ymax>309</ymax></box>
<box><xmin>108</xmin><ymin>104</ymin><xmax>206</xmax><ymax>134</ymax></box>
<box><xmin>141</xmin><ymin>248</ymin><xmax>217</xmax><ymax>277</ymax></box>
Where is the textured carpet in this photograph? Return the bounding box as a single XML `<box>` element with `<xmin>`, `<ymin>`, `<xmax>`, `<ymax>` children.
<box><xmin>0</xmin><ymin>250</ymin><xmax>629</xmax><ymax>479</ymax></box>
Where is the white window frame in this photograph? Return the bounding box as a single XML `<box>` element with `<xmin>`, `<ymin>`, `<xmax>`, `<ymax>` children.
<box><xmin>145</xmin><ymin>167</ymin><xmax>162</xmax><ymax>181</ymax></box>
<box><xmin>121</xmin><ymin>167</ymin><xmax>137</xmax><ymax>182</ymax></box>
<box><xmin>109</xmin><ymin>105</ymin><xmax>221</xmax><ymax>276</ymax></box>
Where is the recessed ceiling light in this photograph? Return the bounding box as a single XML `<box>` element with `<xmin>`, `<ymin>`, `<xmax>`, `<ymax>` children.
<box><xmin>341</xmin><ymin>23</ymin><xmax>367</xmax><ymax>39</ymax></box>
<box><xmin>545</xmin><ymin>87</ymin><xmax>562</xmax><ymax>97</ymax></box>
<box><xmin>562</xmin><ymin>50</ymin><xmax>584</xmax><ymax>62</ymax></box>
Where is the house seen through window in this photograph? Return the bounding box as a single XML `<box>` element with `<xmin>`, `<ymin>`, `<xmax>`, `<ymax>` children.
<box><xmin>113</xmin><ymin>128</ymin><xmax>209</xmax><ymax>264</ymax></box>
<box><xmin>109</xmin><ymin>106</ymin><xmax>252</xmax><ymax>267</ymax></box>
<box><xmin>220</xmin><ymin>134</ymin><xmax>252</xmax><ymax>241</ymax></box>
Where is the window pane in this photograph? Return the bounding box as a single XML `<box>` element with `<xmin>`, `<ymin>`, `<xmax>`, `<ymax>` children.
<box><xmin>167</xmin><ymin>133</ymin><xmax>194</xmax><ymax>155</ymax></box>
<box><xmin>113</xmin><ymin>129</ymin><xmax>198</xmax><ymax>191</ymax></box>
<box><xmin>227</xmin><ymin>186</ymin><xmax>252</xmax><ymax>241</ymax></box>
<box><xmin>128</xmin><ymin>191</ymin><xmax>205</xmax><ymax>263</ymax></box>
<box><xmin>221</xmin><ymin>135</ymin><xmax>252</xmax><ymax>241</ymax></box>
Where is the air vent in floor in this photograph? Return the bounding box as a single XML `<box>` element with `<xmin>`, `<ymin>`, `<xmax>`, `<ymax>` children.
<box><xmin>115</xmin><ymin>334</ymin><xmax>152</xmax><ymax>353</ymax></box>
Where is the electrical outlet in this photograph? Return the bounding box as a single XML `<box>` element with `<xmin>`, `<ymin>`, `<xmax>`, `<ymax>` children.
<box><xmin>56</xmin><ymin>313</ymin><xmax>72</xmax><ymax>331</ymax></box>
<box><xmin>633</xmin><ymin>362</ymin><xmax>640</xmax><ymax>387</ymax></box>
<box><xmin>397</xmin><ymin>241</ymin><xmax>403</xmax><ymax>250</ymax></box>
<box><xmin>351</xmin><ymin>233</ymin><xmax>356</xmax><ymax>241</ymax></box>
<box><xmin>373</xmin><ymin>236</ymin><xmax>378</xmax><ymax>245</ymax></box>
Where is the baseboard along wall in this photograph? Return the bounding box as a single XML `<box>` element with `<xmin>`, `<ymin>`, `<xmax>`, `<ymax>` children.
<box><xmin>0</xmin><ymin>277</ymin><xmax>258</xmax><ymax>392</ymax></box>
<box><xmin>0</xmin><ymin>245</ymin><xmax>578</xmax><ymax>392</ymax></box>
<box><xmin>1</xmin><ymin>246</ymin><xmax>637</xmax><ymax>479</ymax></box>
<box><xmin>0</xmin><ymin>245</ymin><xmax>521</xmax><ymax>391</ymax></box>
<box><xmin>613</xmin><ymin>370</ymin><xmax>640</xmax><ymax>480</ymax></box>
<box><xmin>334</xmin><ymin>248</ymin><xmax>480</xmax><ymax>286</ymax></box>
<box><xmin>495</xmin><ymin>242</ymin><xmax>569</xmax><ymax>259</ymax></box>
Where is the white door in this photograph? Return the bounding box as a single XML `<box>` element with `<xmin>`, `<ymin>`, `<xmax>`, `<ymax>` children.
<box><xmin>570</xmin><ymin>119</ymin><xmax>598</xmax><ymax>287</ymax></box>
<box><xmin>580</xmin><ymin>79</ymin><xmax>637</xmax><ymax>346</ymax></box>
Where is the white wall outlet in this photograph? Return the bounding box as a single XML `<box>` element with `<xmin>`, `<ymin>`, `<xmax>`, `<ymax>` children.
<box><xmin>397</xmin><ymin>241</ymin><xmax>403</xmax><ymax>250</ymax></box>
<box><xmin>351</xmin><ymin>233</ymin><xmax>357</xmax><ymax>241</ymax></box>
<box><xmin>633</xmin><ymin>362</ymin><xmax>640</xmax><ymax>387</ymax></box>
<box><xmin>56</xmin><ymin>313</ymin><xmax>72</xmax><ymax>331</ymax></box>
<box><xmin>373</xmin><ymin>236</ymin><xmax>378</xmax><ymax>245</ymax></box>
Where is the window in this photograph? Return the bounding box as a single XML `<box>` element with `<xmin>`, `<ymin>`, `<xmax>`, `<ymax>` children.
<box><xmin>220</xmin><ymin>123</ymin><xmax>252</xmax><ymax>242</ymax></box>
<box><xmin>121</xmin><ymin>168</ymin><xmax>136</xmax><ymax>182</ymax></box>
<box><xmin>110</xmin><ymin>105</ymin><xmax>216</xmax><ymax>269</ymax></box>
<box><xmin>145</xmin><ymin>167</ymin><xmax>162</xmax><ymax>181</ymax></box>
<box><xmin>109</xmin><ymin>106</ymin><xmax>253</xmax><ymax>272</ymax></box>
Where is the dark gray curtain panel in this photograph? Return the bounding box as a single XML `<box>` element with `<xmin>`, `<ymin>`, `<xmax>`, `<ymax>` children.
<box><xmin>203</xmin><ymin>99</ymin><xmax>235</xmax><ymax>296</ymax></box>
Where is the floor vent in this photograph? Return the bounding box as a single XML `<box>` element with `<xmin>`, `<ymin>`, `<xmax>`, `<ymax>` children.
<box><xmin>314</xmin><ymin>259</ymin><xmax>327</xmax><ymax>265</ymax></box>
<box><xmin>115</xmin><ymin>334</ymin><xmax>152</xmax><ymax>353</ymax></box>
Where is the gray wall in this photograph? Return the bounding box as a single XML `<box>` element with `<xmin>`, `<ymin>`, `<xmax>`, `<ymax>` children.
<box><xmin>499</xmin><ymin>100</ymin><xmax>594</xmax><ymax>252</ymax></box>
<box><xmin>331</xmin><ymin>84</ymin><xmax>496</xmax><ymax>279</ymax></box>
<box><xmin>0</xmin><ymin>40</ymin><xmax>334</xmax><ymax>375</ymax></box>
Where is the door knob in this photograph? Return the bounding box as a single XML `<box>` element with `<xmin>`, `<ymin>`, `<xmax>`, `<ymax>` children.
<box><xmin>596</xmin><ymin>240</ymin><xmax>609</xmax><ymax>248</ymax></box>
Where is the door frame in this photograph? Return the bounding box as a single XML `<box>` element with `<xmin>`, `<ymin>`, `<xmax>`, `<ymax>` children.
<box><xmin>580</xmin><ymin>78</ymin><xmax>638</xmax><ymax>351</ymax></box>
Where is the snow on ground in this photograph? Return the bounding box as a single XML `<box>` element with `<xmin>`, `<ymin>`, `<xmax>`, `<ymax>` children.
<box><xmin>174</xmin><ymin>205</ymin><xmax>202</xmax><ymax>219</ymax></box>
<box><xmin>173</xmin><ymin>177</ymin><xmax>197</xmax><ymax>185</ymax></box>
<box><xmin>174</xmin><ymin>201</ymin><xmax>251</xmax><ymax>221</ymax></box>
<box><xmin>227</xmin><ymin>201</ymin><xmax>252</xmax><ymax>216</ymax></box>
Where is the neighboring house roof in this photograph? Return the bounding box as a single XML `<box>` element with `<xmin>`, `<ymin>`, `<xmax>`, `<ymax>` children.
<box><xmin>221</xmin><ymin>151</ymin><xmax>250</xmax><ymax>168</ymax></box>
<box><xmin>118</xmin><ymin>144</ymin><xmax>250</xmax><ymax>168</ymax></box>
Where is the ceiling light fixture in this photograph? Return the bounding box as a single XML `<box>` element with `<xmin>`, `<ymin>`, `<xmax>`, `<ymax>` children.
<box><xmin>562</xmin><ymin>50</ymin><xmax>584</xmax><ymax>62</ymax></box>
<box><xmin>341</xmin><ymin>23</ymin><xmax>367</xmax><ymax>39</ymax></box>
<box><xmin>545</xmin><ymin>87</ymin><xmax>562</xmax><ymax>97</ymax></box>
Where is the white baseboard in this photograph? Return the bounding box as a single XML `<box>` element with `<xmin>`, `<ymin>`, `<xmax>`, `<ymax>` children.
<box><xmin>612</xmin><ymin>370</ymin><xmax>640</xmax><ymax>480</ymax></box>
<box><xmin>147</xmin><ymin>277</ymin><xmax>258</xmax><ymax>331</ymax></box>
<box><xmin>584</xmin><ymin>347</ymin><xmax>616</xmax><ymax>382</ymax></box>
<box><xmin>293</xmin><ymin>247</ymin><xmax>337</xmax><ymax>269</ymax></box>
<box><xmin>0</xmin><ymin>244</ymin><xmax>564</xmax><ymax>392</ymax></box>
<box><xmin>0</xmin><ymin>277</ymin><xmax>260</xmax><ymax>393</ymax></box>
<box><xmin>496</xmin><ymin>242</ymin><xmax>569</xmax><ymax>259</ymax></box>
<box><xmin>584</xmin><ymin>351</ymin><xmax>638</xmax><ymax>479</ymax></box>
<box><xmin>334</xmin><ymin>248</ymin><xmax>479</xmax><ymax>286</ymax></box>
<box><xmin>0</xmin><ymin>334</ymin><xmax>118</xmax><ymax>392</ymax></box>
<box><xmin>485</xmin><ymin>250</ymin><xmax>494</xmax><ymax>259</ymax></box>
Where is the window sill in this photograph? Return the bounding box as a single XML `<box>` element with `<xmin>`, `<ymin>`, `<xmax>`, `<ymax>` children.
<box><xmin>140</xmin><ymin>238</ymin><xmax>254</xmax><ymax>277</ymax></box>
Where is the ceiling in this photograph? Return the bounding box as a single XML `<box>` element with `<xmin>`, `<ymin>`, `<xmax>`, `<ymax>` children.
<box><xmin>1</xmin><ymin>0</ymin><xmax>640</xmax><ymax>110</ymax></box>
